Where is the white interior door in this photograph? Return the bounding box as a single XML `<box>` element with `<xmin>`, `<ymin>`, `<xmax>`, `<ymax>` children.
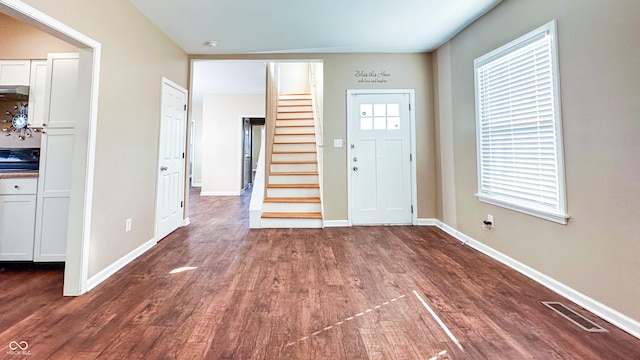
<box><xmin>349</xmin><ymin>91</ymin><xmax>413</xmax><ymax>225</ymax></box>
<box><xmin>156</xmin><ymin>78</ymin><xmax>187</xmax><ymax>241</ymax></box>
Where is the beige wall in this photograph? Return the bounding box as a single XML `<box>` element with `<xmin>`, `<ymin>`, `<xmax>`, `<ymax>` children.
<box><xmin>201</xmin><ymin>94</ymin><xmax>265</xmax><ymax>195</ymax></box>
<box><xmin>0</xmin><ymin>12</ymin><xmax>76</xmax><ymax>59</ymax></box>
<box><xmin>18</xmin><ymin>0</ymin><xmax>188</xmax><ymax>277</ymax></box>
<box><xmin>191</xmin><ymin>102</ymin><xmax>203</xmax><ymax>185</ymax></box>
<box><xmin>435</xmin><ymin>0</ymin><xmax>640</xmax><ymax>321</ymax></box>
<box><xmin>191</xmin><ymin>53</ymin><xmax>436</xmax><ymax>220</ymax></box>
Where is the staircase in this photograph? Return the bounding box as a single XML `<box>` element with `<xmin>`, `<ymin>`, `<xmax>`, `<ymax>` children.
<box><xmin>261</xmin><ymin>93</ymin><xmax>323</xmax><ymax>228</ymax></box>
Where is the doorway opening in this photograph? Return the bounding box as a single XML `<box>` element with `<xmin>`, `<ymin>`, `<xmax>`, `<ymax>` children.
<box><xmin>0</xmin><ymin>0</ymin><xmax>101</xmax><ymax>295</ymax></box>
<box><xmin>241</xmin><ymin>116</ymin><xmax>265</xmax><ymax>192</ymax></box>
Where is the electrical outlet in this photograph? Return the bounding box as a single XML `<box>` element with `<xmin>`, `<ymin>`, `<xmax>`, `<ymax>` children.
<box><xmin>487</xmin><ymin>214</ymin><xmax>494</xmax><ymax>227</ymax></box>
<box><xmin>126</xmin><ymin>218</ymin><xmax>132</xmax><ymax>232</ymax></box>
<box><xmin>333</xmin><ymin>139</ymin><xmax>343</xmax><ymax>148</ymax></box>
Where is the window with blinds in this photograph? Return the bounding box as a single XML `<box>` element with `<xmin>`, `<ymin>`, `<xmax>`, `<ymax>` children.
<box><xmin>474</xmin><ymin>21</ymin><xmax>568</xmax><ymax>224</ymax></box>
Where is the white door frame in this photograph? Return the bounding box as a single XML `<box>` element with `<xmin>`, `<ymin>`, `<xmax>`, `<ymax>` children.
<box><xmin>155</xmin><ymin>77</ymin><xmax>188</xmax><ymax>242</ymax></box>
<box><xmin>346</xmin><ymin>89</ymin><xmax>417</xmax><ymax>226</ymax></box>
<box><xmin>0</xmin><ymin>0</ymin><xmax>102</xmax><ymax>295</ymax></box>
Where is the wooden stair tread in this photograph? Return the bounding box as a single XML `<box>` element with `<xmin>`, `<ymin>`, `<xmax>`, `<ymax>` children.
<box><xmin>264</xmin><ymin>197</ymin><xmax>320</xmax><ymax>203</ymax></box>
<box><xmin>272</xmin><ymin>151</ymin><xmax>316</xmax><ymax>154</ymax></box>
<box><xmin>261</xmin><ymin>212</ymin><xmax>322</xmax><ymax>219</ymax></box>
<box><xmin>274</xmin><ymin>131</ymin><xmax>315</xmax><ymax>135</ymax></box>
<box><xmin>275</xmin><ymin>125</ymin><xmax>315</xmax><ymax>128</ymax></box>
<box><xmin>267</xmin><ymin>184</ymin><xmax>320</xmax><ymax>189</ymax></box>
<box><xmin>269</xmin><ymin>171</ymin><xmax>318</xmax><ymax>176</ymax></box>
<box><xmin>271</xmin><ymin>161</ymin><xmax>317</xmax><ymax>164</ymax></box>
<box><xmin>273</xmin><ymin>141</ymin><xmax>316</xmax><ymax>144</ymax></box>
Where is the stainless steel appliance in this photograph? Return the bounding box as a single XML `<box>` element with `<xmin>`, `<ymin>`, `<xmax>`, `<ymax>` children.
<box><xmin>0</xmin><ymin>148</ymin><xmax>39</xmax><ymax>172</ymax></box>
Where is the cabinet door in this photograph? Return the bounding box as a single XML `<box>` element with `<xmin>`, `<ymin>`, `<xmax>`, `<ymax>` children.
<box><xmin>0</xmin><ymin>60</ymin><xmax>31</xmax><ymax>86</ymax></box>
<box><xmin>28</xmin><ymin>60</ymin><xmax>47</xmax><ymax>128</ymax></box>
<box><xmin>43</xmin><ymin>53</ymin><xmax>79</xmax><ymax>128</ymax></box>
<box><xmin>34</xmin><ymin>128</ymin><xmax>74</xmax><ymax>261</ymax></box>
<box><xmin>0</xmin><ymin>195</ymin><xmax>36</xmax><ymax>261</ymax></box>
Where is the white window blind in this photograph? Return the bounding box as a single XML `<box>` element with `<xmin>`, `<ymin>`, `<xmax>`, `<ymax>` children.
<box><xmin>474</xmin><ymin>21</ymin><xmax>568</xmax><ymax>224</ymax></box>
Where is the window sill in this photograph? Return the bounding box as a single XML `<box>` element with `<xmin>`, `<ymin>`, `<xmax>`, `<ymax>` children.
<box><xmin>476</xmin><ymin>194</ymin><xmax>570</xmax><ymax>225</ymax></box>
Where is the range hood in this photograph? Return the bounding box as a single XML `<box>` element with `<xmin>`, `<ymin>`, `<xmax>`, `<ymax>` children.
<box><xmin>0</xmin><ymin>85</ymin><xmax>29</xmax><ymax>101</ymax></box>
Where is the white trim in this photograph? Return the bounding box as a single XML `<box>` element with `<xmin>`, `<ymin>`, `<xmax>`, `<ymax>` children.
<box><xmin>86</xmin><ymin>238</ymin><xmax>155</xmax><ymax>291</ymax></box>
<box><xmin>323</xmin><ymin>220</ymin><xmax>350</xmax><ymax>227</ymax></box>
<box><xmin>346</xmin><ymin>89</ymin><xmax>417</xmax><ymax>226</ymax></box>
<box><xmin>477</xmin><ymin>194</ymin><xmax>570</xmax><ymax>225</ymax></box>
<box><xmin>191</xmin><ymin>182</ymin><xmax>202</xmax><ymax>187</ymax></box>
<box><xmin>182</xmin><ymin>217</ymin><xmax>190</xmax><ymax>226</ymax></box>
<box><xmin>0</xmin><ymin>0</ymin><xmax>101</xmax><ymax>296</ymax></box>
<box><xmin>200</xmin><ymin>191</ymin><xmax>241</xmax><ymax>196</ymax></box>
<box><xmin>419</xmin><ymin>219</ymin><xmax>640</xmax><ymax>340</ymax></box>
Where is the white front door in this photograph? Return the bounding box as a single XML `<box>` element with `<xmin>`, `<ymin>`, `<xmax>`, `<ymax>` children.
<box><xmin>348</xmin><ymin>91</ymin><xmax>413</xmax><ymax>225</ymax></box>
<box><xmin>156</xmin><ymin>78</ymin><xmax>187</xmax><ymax>241</ymax></box>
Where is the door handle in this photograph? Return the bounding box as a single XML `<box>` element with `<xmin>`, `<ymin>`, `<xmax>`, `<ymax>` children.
<box><xmin>353</xmin><ymin>166</ymin><xmax>358</xmax><ymax>172</ymax></box>
<box><xmin>160</xmin><ymin>166</ymin><xmax>168</xmax><ymax>171</ymax></box>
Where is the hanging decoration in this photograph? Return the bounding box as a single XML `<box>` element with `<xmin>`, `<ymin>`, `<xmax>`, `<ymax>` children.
<box><xmin>1</xmin><ymin>104</ymin><xmax>44</xmax><ymax>140</ymax></box>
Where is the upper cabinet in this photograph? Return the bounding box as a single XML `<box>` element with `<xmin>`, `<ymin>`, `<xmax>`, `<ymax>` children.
<box><xmin>43</xmin><ymin>53</ymin><xmax>79</xmax><ymax>128</ymax></box>
<box><xmin>28</xmin><ymin>60</ymin><xmax>47</xmax><ymax>128</ymax></box>
<box><xmin>0</xmin><ymin>60</ymin><xmax>31</xmax><ymax>85</ymax></box>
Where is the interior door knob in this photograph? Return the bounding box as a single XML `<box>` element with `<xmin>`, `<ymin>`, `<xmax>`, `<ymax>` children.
<box><xmin>160</xmin><ymin>166</ymin><xmax>168</xmax><ymax>171</ymax></box>
<box><xmin>353</xmin><ymin>166</ymin><xmax>358</xmax><ymax>172</ymax></box>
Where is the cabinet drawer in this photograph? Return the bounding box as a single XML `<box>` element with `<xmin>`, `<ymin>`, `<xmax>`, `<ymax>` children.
<box><xmin>0</xmin><ymin>178</ymin><xmax>38</xmax><ymax>194</ymax></box>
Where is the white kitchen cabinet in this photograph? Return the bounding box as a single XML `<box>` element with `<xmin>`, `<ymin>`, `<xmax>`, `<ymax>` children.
<box><xmin>28</xmin><ymin>60</ymin><xmax>47</xmax><ymax>128</ymax></box>
<box><xmin>34</xmin><ymin>128</ymin><xmax>74</xmax><ymax>262</ymax></box>
<box><xmin>43</xmin><ymin>53</ymin><xmax>79</xmax><ymax>128</ymax></box>
<box><xmin>0</xmin><ymin>60</ymin><xmax>31</xmax><ymax>86</ymax></box>
<box><xmin>0</xmin><ymin>178</ymin><xmax>37</xmax><ymax>261</ymax></box>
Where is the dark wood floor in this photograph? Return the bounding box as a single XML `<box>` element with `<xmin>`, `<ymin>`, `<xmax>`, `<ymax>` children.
<box><xmin>1</xmin><ymin>189</ymin><xmax>639</xmax><ymax>359</ymax></box>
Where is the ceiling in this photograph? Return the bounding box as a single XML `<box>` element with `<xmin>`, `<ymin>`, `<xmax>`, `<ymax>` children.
<box><xmin>192</xmin><ymin>60</ymin><xmax>266</xmax><ymax>102</ymax></box>
<box><xmin>128</xmin><ymin>0</ymin><xmax>502</xmax><ymax>54</ymax></box>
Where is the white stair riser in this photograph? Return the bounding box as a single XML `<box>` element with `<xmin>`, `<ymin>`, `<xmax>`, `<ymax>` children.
<box><xmin>272</xmin><ymin>152</ymin><xmax>316</xmax><ymax>162</ymax></box>
<box><xmin>269</xmin><ymin>174</ymin><xmax>319</xmax><ymax>184</ymax></box>
<box><xmin>273</xmin><ymin>143</ymin><xmax>316</xmax><ymax>152</ymax></box>
<box><xmin>278</xmin><ymin>106</ymin><xmax>312</xmax><ymax>113</ymax></box>
<box><xmin>262</xmin><ymin>202</ymin><xmax>322</xmax><ymax>213</ymax></box>
<box><xmin>278</xmin><ymin>112</ymin><xmax>313</xmax><ymax>120</ymax></box>
<box><xmin>279</xmin><ymin>99</ymin><xmax>312</xmax><ymax>106</ymax></box>
<box><xmin>277</xmin><ymin>119</ymin><xmax>314</xmax><ymax>127</ymax></box>
<box><xmin>260</xmin><ymin>218</ymin><xmax>322</xmax><ymax>229</ymax></box>
<box><xmin>275</xmin><ymin>126</ymin><xmax>315</xmax><ymax>135</ymax></box>
<box><xmin>267</xmin><ymin>187</ymin><xmax>320</xmax><ymax>198</ymax></box>
<box><xmin>274</xmin><ymin>134</ymin><xmax>316</xmax><ymax>143</ymax></box>
<box><xmin>271</xmin><ymin>163</ymin><xmax>317</xmax><ymax>173</ymax></box>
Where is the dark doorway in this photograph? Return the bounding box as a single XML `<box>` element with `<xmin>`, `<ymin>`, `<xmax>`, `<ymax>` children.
<box><xmin>242</xmin><ymin>117</ymin><xmax>265</xmax><ymax>192</ymax></box>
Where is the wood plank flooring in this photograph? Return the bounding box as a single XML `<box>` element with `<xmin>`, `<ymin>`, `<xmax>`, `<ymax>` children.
<box><xmin>1</xmin><ymin>188</ymin><xmax>639</xmax><ymax>359</ymax></box>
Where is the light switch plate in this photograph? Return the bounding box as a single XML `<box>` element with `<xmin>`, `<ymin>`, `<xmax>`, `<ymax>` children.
<box><xmin>333</xmin><ymin>139</ymin><xmax>343</xmax><ymax>148</ymax></box>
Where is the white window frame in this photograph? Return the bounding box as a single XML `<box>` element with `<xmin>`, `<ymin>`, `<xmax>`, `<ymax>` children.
<box><xmin>474</xmin><ymin>20</ymin><xmax>569</xmax><ymax>224</ymax></box>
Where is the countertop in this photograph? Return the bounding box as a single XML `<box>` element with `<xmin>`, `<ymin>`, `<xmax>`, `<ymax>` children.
<box><xmin>0</xmin><ymin>171</ymin><xmax>39</xmax><ymax>179</ymax></box>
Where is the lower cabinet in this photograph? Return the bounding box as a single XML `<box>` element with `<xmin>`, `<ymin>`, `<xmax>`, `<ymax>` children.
<box><xmin>0</xmin><ymin>179</ymin><xmax>37</xmax><ymax>261</ymax></box>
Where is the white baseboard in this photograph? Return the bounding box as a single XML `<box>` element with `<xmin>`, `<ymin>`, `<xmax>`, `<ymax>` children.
<box><xmin>416</xmin><ymin>218</ymin><xmax>438</xmax><ymax>226</ymax></box>
<box><xmin>418</xmin><ymin>218</ymin><xmax>640</xmax><ymax>339</ymax></box>
<box><xmin>86</xmin><ymin>238</ymin><xmax>156</xmax><ymax>291</ymax></box>
<box><xmin>323</xmin><ymin>220</ymin><xmax>350</xmax><ymax>227</ymax></box>
<box><xmin>182</xmin><ymin>217</ymin><xmax>190</xmax><ymax>226</ymax></box>
<box><xmin>191</xmin><ymin>182</ymin><xmax>202</xmax><ymax>187</ymax></box>
<box><xmin>200</xmin><ymin>191</ymin><xmax>240</xmax><ymax>196</ymax></box>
